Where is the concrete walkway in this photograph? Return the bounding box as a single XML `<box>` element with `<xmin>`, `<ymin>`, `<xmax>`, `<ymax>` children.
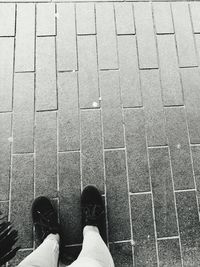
<box><xmin>1</xmin><ymin>2</ymin><xmax>200</xmax><ymax>266</ymax></box>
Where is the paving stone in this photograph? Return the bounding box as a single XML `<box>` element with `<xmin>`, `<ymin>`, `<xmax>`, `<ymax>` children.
<box><xmin>59</xmin><ymin>152</ymin><xmax>81</xmax><ymax>245</ymax></box>
<box><xmin>176</xmin><ymin>191</ymin><xmax>200</xmax><ymax>266</ymax></box>
<box><xmin>157</xmin><ymin>35</ymin><xmax>183</xmax><ymax>106</ymax></box>
<box><xmin>110</xmin><ymin>242</ymin><xmax>133</xmax><ymax>267</ymax></box>
<box><xmin>105</xmin><ymin>150</ymin><xmax>131</xmax><ymax>242</ymax></box>
<box><xmin>76</xmin><ymin>3</ymin><xmax>95</xmax><ymax>34</ymax></box>
<box><xmin>165</xmin><ymin>107</ymin><xmax>194</xmax><ymax>190</ymax></box>
<box><xmin>58</xmin><ymin>72</ymin><xmax>80</xmax><ymax>152</ymax></box>
<box><xmin>140</xmin><ymin>70</ymin><xmax>167</xmax><ymax>146</ymax></box>
<box><xmin>134</xmin><ymin>3</ymin><xmax>158</xmax><ymax>69</ymax></box>
<box><xmin>0</xmin><ymin>201</ymin><xmax>9</xmax><ymax>221</ymax></box>
<box><xmin>124</xmin><ymin>108</ymin><xmax>150</xmax><ymax>193</ymax></box>
<box><xmin>190</xmin><ymin>3</ymin><xmax>200</xmax><ymax>33</ymax></box>
<box><xmin>36</xmin><ymin>37</ymin><xmax>57</xmax><ymax>111</ymax></box>
<box><xmin>153</xmin><ymin>2</ymin><xmax>174</xmax><ymax>34</ymax></box>
<box><xmin>172</xmin><ymin>3</ymin><xmax>197</xmax><ymax>67</ymax></box>
<box><xmin>0</xmin><ymin>114</ymin><xmax>11</xmax><ymax>201</ymax></box>
<box><xmin>114</xmin><ymin>3</ymin><xmax>135</xmax><ymax>35</ymax></box>
<box><xmin>0</xmin><ymin>38</ymin><xmax>14</xmax><ymax>112</ymax></box>
<box><xmin>35</xmin><ymin>112</ymin><xmax>57</xmax><ymax>197</ymax></box>
<box><xmin>181</xmin><ymin>68</ymin><xmax>200</xmax><ymax>144</ymax></box>
<box><xmin>131</xmin><ymin>194</ymin><xmax>157</xmax><ymax>267</ymax></box>
<box><xmin>13</xmin><ymin>73</ymin><xmax>34</xmax><ymax>153</ymax></box>
<box><xmin>8</xmin><ymin>250</ymin><xmax>32</xmax><ymax>267</ymax></box>
<box><xmin>37</xmin><ymin>4</ymin><xmax>55</xmax><ymax>36</ymax></box>
<box><xmin>57</xmin><ymin>3</ymin><xmax>77</xmax><ymax>71</ymax></box>
<box><xmin>80</xmin><ymin>110</ymin><xmax>104</xmax><ymax>193</ymax></box>
<box><xmin>15</xmin><ymin>4</ymin><xmax>35</xmax><ymax>72</ymax></box>
<box><xmin>191</xmin><ymin>146</ymin><xmax>200</xmax><ymax>200</ymax></box>
<box><xmin>157</xmin><ymin>239</ymin><xmax>182</xmax><ymax>267</ymax></box>
<box><xmin>149</xmin><ymin>147</ymin><xmax>178</xmax><ymax>238</ymax></box>
<box><xmin>11</xmin><ymin>154</ymin><xmax>34</xmax><ymax>248</ymax></box>
<box><xmin>99</xmin><ymin>71</ymin><xmax>124</xmax><ymax>149</ymax></box>
<box><xmin>96</xmin><ymin>3</ymin><xmax>118</xmax><ymax>70</ymax></box>
<box><xmin>118</xmin><ymin>35</ymin><xmax>142</xmax><ymax>108</ymax></box>
<box><xmin>0</xmin><ymin>4</ymin><xmax>15</xmax><ymax>36</ymax></box>
<box><xmin>78</xmin><ymin>35</ymin><xmax>99</xmax><ymax>108</ymax></box>
<box><xmin>195</xmin><ymin>34</ymin><xmax>200</xmax><ymax>63</ymax></box>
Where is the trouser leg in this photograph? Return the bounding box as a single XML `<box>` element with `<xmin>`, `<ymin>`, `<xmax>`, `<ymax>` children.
<box><xmin>18</xmin><ymin>234</ymin><xmax>60</xmax><ymax>267</ymax></box>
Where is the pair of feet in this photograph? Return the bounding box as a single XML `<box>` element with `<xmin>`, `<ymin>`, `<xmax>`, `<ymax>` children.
<box><xmin>32</xmin><ymin>185</ymin><xmax>105</xmax><ymax>245</ymax></box>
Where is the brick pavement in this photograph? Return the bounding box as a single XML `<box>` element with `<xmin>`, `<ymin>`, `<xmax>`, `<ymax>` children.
<box><xmin>1</xmin><ymin>2</ymin><xmax>200</xmax><ymax>266</ymax></box>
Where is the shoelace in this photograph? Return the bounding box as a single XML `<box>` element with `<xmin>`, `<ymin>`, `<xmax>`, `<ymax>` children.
<box><xmin>82</xmin><ymin>204</ymin><xmax>104</xmax><ymax>225</ymax></box>
<box><xmin>34</xmin><ymin>209</ymin><xmax>58</xmax><ymax>240</ymax></box>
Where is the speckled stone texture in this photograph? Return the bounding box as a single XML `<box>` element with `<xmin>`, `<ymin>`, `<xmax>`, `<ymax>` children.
<box><xmin>0</xmin><ymin>2</ymin><xmax>200</xmax><ymax>267</ymax></box>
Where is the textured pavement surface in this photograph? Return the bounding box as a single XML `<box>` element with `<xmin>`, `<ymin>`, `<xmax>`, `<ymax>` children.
<box><xmin>1</xmin><ymin>1</ymin><xmax>200</xmax><ymax>266</ymax></box>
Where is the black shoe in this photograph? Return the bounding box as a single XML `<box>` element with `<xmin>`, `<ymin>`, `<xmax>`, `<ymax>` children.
<box><xmin>81</xmin><ymin>185</ymin><xmax>106</xmax><ymax>241</ymax></box>
<box><xmin>32</xmin><ymin>196</ymin><xmax>61</xmax><ymax>243</ymax></box>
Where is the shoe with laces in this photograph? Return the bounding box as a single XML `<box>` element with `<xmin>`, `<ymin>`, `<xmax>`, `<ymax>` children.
<box><xmin>81</xmin><ymin>185</ymin><xmax>106</xmax><ymax>241</ymax></box>
<box><xmin>32</xmin><ymin>196</ymin><xmax>61</xmax><ymax>243</ymax></box>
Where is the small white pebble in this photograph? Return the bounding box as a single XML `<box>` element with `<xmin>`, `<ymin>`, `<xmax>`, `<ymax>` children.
<box><xmin>177</xmin><ymin>143</ymin><xmax>181</xmax><ymax>149</ymax></box>
<box><xmin>8</xmin><ymin>137</ymin><xmax>13</xmax><ymax>143</ymax></box>
<box><xmin>92</xmin><ymin>102</ymin><xmax>98</xmax><ymax>107</ymax></box>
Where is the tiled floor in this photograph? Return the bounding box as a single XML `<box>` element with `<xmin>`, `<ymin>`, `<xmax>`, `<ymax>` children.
<box><xmin>1</xmin><ymin>1</ymin><xmax>200</xmax><ymax>266</ymax></box>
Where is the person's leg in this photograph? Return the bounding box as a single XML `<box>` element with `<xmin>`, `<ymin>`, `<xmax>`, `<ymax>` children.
<box><xmin>18</xmin><ymin>196</ymin><xmax>61</xmax><ymax>267</ymax></box>
<box><xmin>18</xmin><ymin>234</ymin><xmax>59</xmax><ymax>267</ymax></box>
<box><xmin>69</xmin><ymin>185</ymin><xmax>114</xmax><ymax>267</ymax></box>
<box><xmin>74</xmin><ymin>226</ymin><xmax>114</xmax><ymax>267</ymax></box>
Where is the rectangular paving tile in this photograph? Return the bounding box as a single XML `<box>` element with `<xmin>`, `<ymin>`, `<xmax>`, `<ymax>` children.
<box><xmin>58</xmin><ymin>72</ymin><xmax>80</xmax><ymax>151</ymax></box>
<box><xmin>157</xmin><ymin>239</ymin><xmax>182</xmax><ymax>267</ymax></box>
<box><xmin>0</xmin><ymin>201</ymin><xmax>9</xmax><ymax>221</ymax></box>
<box><xmin>124</xmin><ymin>108</ymin><xmax>150</xmax><ymax>193</ymax></box>
<box><xmin>176</xmin><ymin>191</ymin><xmax>200</xmax><ymax>266</ymax></box>
<box><xmin>78</xmin><ymin>36</ymin><xmax>99</xmax><ymax>108</ymax></box>
<box><xmin>59</xmin><ymin>152</ymin><xmax>81</xmax><ymax>245</ymax></box>
<box><xmin>110</xmin><ymin>242</ymin><xmax>133</xmax><ymax>267</ymax></box>
<box><xmin>131</xmin><ymin>194</ymin><xmax>157</xmax><ymax>266</ymax></box>
<box><xmin>190</xmin><ymin>2</ymin><xmax>200</xmax><ymax>33</ymax></box>
<box><xmin>57</xmin><ymin>3</ymin><xmax>77</xmax><ymax>71</ymax></box>
<box><xmin>0</xmin><ymin>38</ymin><xmax>14</xmax><ymax>112</ymax></box>
<box><xmin>0</xmin><ymin>4</ymin><xmax>15</xmax><ymax>36</ymax></box>
<box><xmin>165</xmin><ymin>107</ymin><xmax>194</xmax><ymax>190</ymax></box>
<box><xmin>8</xmin><ymin>250</ymin><xmax>32</xmax><ymax>267</ymax></box>
<box><xmin>96</xmin><ymin>3</ymin><xmax>118</xmax><ymax>70</ymax></box>
<box><xmin>36</xmin><ymin>37</ymin><xmax>57</xmax><ymax>111</ymax></box>
<box><xmin>13</xmin><ymin>73</ymin><xmax>34</xmax><ymax>153</ymax></box>
<box><xmin>181</xmin><ymin>68</ymin><xmax>200</xmax><ymax>144</ymax></box>
<box><xmin>0</xmin><ymin>114</ymin><xmax>11</xmax><ymax>201</ymax></box>
<box><xmin>134</xmin><ymin>3</ymin><xmax>158</xmax><ymax>69</ymax></box>
<box><xmin>195</xmin><ymin>34</ymin><xmax>200</xmax><ymax>62</ymax></box>
<box><xmin>118</xmin><ymin>35</ymin><xmax>142</xmax><ymax>108</ymax></box>
<box><xmin>76</xmin><ymin>3</ymin><xmax>95</xmax><ymax>34</ymax></box>
<box><xmin>157</xmin><ymin>35</ymin><xmax>183</xmax><ymax>106</ymax></box>
<box><xmin>140</xmin><ymin>70</ymin><xmax>167</xmax><ymax>146</ymax></box>
<box><xmin>114</xmin><ymin>3</ymin><xmax>135</xmax><ymax>35</ymax></box>
<box><xmin>11</xmin><ymin>154</ymin><xmax>34</xmax><ymax>248</ymax></box>
<box><xmin>191</xmin><ymin>146</ymin><xmax>200</xmax><ymax>200</ymax></box>
<box><xmin>15</xmin><ymin>4</ymin><xmax>35</xmax><ymax>72</ymax></box>
<box><xmin>149</xmin><ymin>147</ymin><xmax>178</xmax><ymax>238</ymax></box>
<box><xmin>105</xmin><ymin>150</ymin><xmax>131</xmax><ymax>242</ymax></box>
<box><xmin>37</xmin><ymin>4</ymin><xmax>55</xmax><ymax>36</ymax></box>
<box><xmin>80</xmin><ymin>110</ymin><xmax>104</xmax><ymax>193</ymax></box>
<box><xmin>172</xmin><ymin>3</ymin><xmax>197</xmax><ymax>67</ymax></box>
<box><xmin>99</xmin><ymin>71</ymin><xmax>124</xmax><ymax>149</ymax></box>
<box><xmin>153</xmin><ymin>2</ymin><xmax>174</xmax><ymax>34</ymax></box>
<box><xmin>35</xmin><ymin>111</ymin><xmax>57</xmax><ymax>197</ymax></box>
